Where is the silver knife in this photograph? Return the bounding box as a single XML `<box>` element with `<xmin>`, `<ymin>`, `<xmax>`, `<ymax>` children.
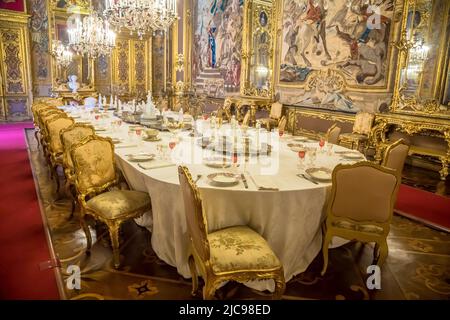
<box><xmin>241</xmin><ymin>173</ymin><xmax>248</xmax><ymax>189</ymax></box>
<box><xmin>297</xmin><ymin>173</ymin><xmax>319</xmax><ymax>185</ymax></box>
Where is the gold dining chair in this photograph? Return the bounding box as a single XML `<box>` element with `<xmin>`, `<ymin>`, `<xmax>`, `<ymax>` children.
<box><xmin>178</xmin><ymin>166</ymin><xmax>285</xmax><ymax>300</ymax></box>
<box><xmin>242</xmin><ymin>110</ymin><xmax>251</xmax><ymax>127</ymax></box>
<box><xmin>321</xmin><ymin>162</ymin><xmax>400</xmax><ymax>276</ymax></box>
<box><xmin>31</xmin><ymin>103</ymin><xmax>50</xmax><ymax>148</ymax></box>
<box><xmin>35</xmin><ymin>97</ymin><xmax>64</xmax><ymax>107</ymax></box>
<box><xmin>39</xmin><ymin>110</ymin><xmax>68</xmax><ymax>174</ymax></box>
<box><xmin>278</xmin><ymin>116</ymin><xmax>287</xmax><ymax>133</ymax></box>
<box><xmin>339</xmin><ymin>112</ymin><xmax>374</xmax><ymax>152</ymax></box>
<box><xmin>70</xmin><ymin>135</ymin><xmax>151</xmax><ymax>269</ymax></box>
<box><xmin>260</xmin><ymin>101</ymin><xmax>283</xmax><ymax>131</ymax></box>
<box><xmin>60</xmin><ymin>123</ymin><xmax>96</xmax><ymax>217</ymax></box>
<box><xmin>46</xmin><ymin>115</ymin><xmax>75</xmax><ymax>192</ymax></box>
<box><xmin>381</xmin><ymin>139</ymin><xmax>410</xmax><ymax>179</ymax></box>
<box><xmin>326</xmin><ymin>124</ymin><xmax>341</xmax><ymax>144</ymax></box>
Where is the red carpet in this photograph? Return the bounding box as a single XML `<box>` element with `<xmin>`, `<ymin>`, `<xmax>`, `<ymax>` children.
<box><xmin>0</xmin><ymin>122</ymin><xmax>59</xmax><ymax>299</ymax></box>
<box><xmin>395</xmin><ymin>184</ymin><xmax>450</xmax><ymax>232</ymax></box>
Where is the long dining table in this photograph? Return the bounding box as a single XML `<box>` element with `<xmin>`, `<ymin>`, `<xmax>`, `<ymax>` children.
<box><xmin>68</xmin><ymin>108</ymin><xmax>362</xmax><ymax>291</ymax></box>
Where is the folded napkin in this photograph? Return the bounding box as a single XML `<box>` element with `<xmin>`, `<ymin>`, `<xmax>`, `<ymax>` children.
<box><xmin>137</xmin><ymin>160</ymin><xmax>175</xmax><ymax>170</ymax></box>
<box><xmin>249</xmin><ymin>175</ymin><xmax>279</xmax><ymax>191</ymax></box>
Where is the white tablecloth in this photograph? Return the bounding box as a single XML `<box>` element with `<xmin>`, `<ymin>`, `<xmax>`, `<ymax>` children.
<box><xmin>73</xmin><ymin>111</ymin><xmax>360</xmax><ymax>291</ymax></box>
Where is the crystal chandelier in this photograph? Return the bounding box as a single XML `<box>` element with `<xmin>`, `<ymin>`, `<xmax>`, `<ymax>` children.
<box><xmin>104</xmin><ymin>0</ymin><xmax>178</xmax><ymax>38</ymax></box>
<box><xmin>67</xmin><ymin>12</ymin><xmax>116</xmax><ymax>58</ymax></box>
<box><xmin>51</xmin><ymin>40</ymin><xmax>73</xmax><ymax>68</ymax></box>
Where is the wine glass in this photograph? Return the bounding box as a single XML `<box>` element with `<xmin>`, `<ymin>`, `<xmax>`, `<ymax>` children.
<box><xmin>168</xmin><ymin>138</ymin><xmax>177</xmax><ymax>160</ymax></box>
<box><xmin>298</xmin><ymin>150</ymin><xmax>306</xmax><ymax>170</ymax></box>
<box><xmin>326</xmin><ymin>143</ymin><xmax>334</xmax><ymax>156</ymax></box>
<box><xmin>135</xmin><ymin>128</ymin><xmax>143</xmax><ymax>146</ymax></box>
<box><xmin>279</xmin><ymin>130</ymin><xmax>284</xmax><ymax>138</ymax></box>
<box><xmin>202</xmin><ymin>113</ymin><xmax>209</xmax><ymax>121</ymax></box>
<box><xmin>128</xmin><ymin>128</ymin><xmax>135</xmax><ymax>142</ymax></box>
<box><xmin>319</xmin><ymin>137</ymin><xmax>325</xmax><ymax>153</ymax></box>
<box><xmin>232</xmin><ymin>152</ymin><xmax>239</xmax><ymax>174</ymax></box>
<box><xmin>308</xmin><ymin>148</ymin><xmax>317</xmax><ymax>166</ymax></box>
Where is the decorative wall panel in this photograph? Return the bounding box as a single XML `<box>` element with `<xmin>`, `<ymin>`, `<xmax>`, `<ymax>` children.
<box><xmin>134</xmin><ymin>41</ymin><xmax>148</xmax><ymax>97</ymax></box>
<box><xmin>152</xmin><ymin>30</ymin><xmax>165</xmax><ymax>95</ymax></box>
<box><xmin>0</xmin><ymin>21</ymin><xmax>32</xmax><ymax>121</ymax></box>
<box><xmin>110</xmin><ymin>37</ymin><xmax>151</xmax><ymax>99</ymax></box>
<box><xmin>191</xmin><ymin>0</ymin><xmax>244</xmax><ymax>98</ymax></box>
<box><xmin>28</xmin><ymin>0</ymin><xmax>52</xmax><ymax>96</ymax></box>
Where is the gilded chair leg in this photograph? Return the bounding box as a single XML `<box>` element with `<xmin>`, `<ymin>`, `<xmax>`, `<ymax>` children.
<box><xmin>34</xmin><ymin>130</ymin><xmax>40</xmax><ymax>149</ymax></box>
<box><xmin>202</xmin><ymin>279</ymin><xmax>218</xmax><ymax>300</ymax></box>
<box><xmin>321</xmin><ymin>232</ymin><xmax>332</xmax><ymax>276</ymax></box>
<box><xmin>376</xmin><ymin>241</ymin><xmax>388</xmax><ymax>268</ymax></box>
<box><xmin>64</xmin><ymin>181</ymin><xmax>76</xmax><ymax>219</ymax></box>
<box><xmin>108</xmin><ymin>223</ymin><xmax>121</xmax><ymax>269</ymax></box>
<box><xmin>80</xmin><ymin>212</ymin><xmax>92</xmax><ymax>255</ymax></box>
<box><xmin>372</xmin><ymin>243</ymin><xmax>380</xmax><ymax>265</ymax></box>
<box><xmin>273</xmin><ymin>271</ymin><xmax>286</xmax><ymax>300</ymax></box>
<box><xmin>53</xmin><ymin>166</ymin><xmax>60</xmax><ymax>193</ymax></box>
<box><xmin>188</xmin><ymin>255</ymin><xmax>199</xmax><ymax>296</ymax></box>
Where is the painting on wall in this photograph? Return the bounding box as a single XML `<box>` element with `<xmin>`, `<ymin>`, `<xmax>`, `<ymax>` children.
<box><xmin>192</xmin><ymin>0</ymin><xmax>244</xmax><ymax>98</ymax></box>
<box><xmin>0</xmin><ymin>0</ymin><xmax>25</xmax><ymax>12</ymax></box>
<box><xmin>279</xmin><ymin>0</ymin><xmax>394</xmax><ymax>87</ymax></box>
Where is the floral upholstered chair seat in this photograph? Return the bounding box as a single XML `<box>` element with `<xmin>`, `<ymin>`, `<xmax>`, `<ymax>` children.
<box><xmin>208</xmin><ymin>226</ymin><xmax>282</xmax><ymax>274</ymax></box>
<box><xmin>86</xmin><ymin>190</ymin><xmax>151</xmax><ymax>219</ymax></box>
<box><xmin>331</xmin><ymin>219</ymin><xmax>384</xmax><ymax>235</ymax></box>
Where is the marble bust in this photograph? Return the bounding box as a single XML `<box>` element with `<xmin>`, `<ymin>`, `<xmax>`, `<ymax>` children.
<box><xmin>67</xmin><ymin>75</ymin><xmax>80</xmax><ymax>93</ymax></box>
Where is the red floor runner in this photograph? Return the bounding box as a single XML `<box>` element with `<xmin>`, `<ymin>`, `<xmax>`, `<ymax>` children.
<box><xmin>395</xmin><ymin>184</ymin><xmax>450</xmax><ymax>232</ymax></box>
<box><xmin>0</xmin><ymin>122</ymin><xmax>59</xmax><ymax>299</ymax></box>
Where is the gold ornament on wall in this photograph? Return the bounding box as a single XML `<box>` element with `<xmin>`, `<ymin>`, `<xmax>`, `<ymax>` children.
<box><xmin>175</xmin><ymin>53</ymin><xmax>184</xmax><ymax>72</ymax></box>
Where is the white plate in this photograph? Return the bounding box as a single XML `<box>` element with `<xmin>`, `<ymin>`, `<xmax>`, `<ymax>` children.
<box><xmin>305</xmin><ymin>167</ymin><xmax>332</xmax><ymax>182</ymax></box>
<box><xmin>207</xmin><ymin>172</ymin><xmax>239</xmax><ymax>187</ymax></box>
<box><xmin>127</xmin><ymin>153</ymin><xmax>155</xmax><ymax>162</ymax></box>
<box><xmin>144</xmin><ymin>136</ymin><xmax>161</xmax><ymax>142</ymax></box>
<box><xmin>204</xmin><ymin>157</ymin><xmax>232</xmax><ymax>168</ymax></box>
<box><xmin>290</xmin><ymin>146</ymin><xmax>306</xmax><ymax>153</ymax></box>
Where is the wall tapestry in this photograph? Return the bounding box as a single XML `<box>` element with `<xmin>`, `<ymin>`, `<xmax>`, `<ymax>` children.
<box><xmin>279</xmin><ymin>0</ymin><xmax>395</xmax><ymax>112</ymax></box>
<box><xmin>192</xmin><ymin>0</ymin><xmax>244</xmax><ymax>98</ymax></box>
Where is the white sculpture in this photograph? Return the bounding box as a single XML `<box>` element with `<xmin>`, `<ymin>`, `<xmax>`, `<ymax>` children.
<box><xmin>141</xmin><ymin>91</ymin><xmax>158</xmax><ymax>123</ymax></box>
<box><xmin>67</xmin><ymin>75</ymin><xmax>80</xmax><ymax>93</ymax></box>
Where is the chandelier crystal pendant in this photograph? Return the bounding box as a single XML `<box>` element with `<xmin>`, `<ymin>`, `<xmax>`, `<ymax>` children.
<box><xmin>68</xmin><ymin>12</ymin><xmax>116</xmax><ymax>58</ymax></box>
<box><xmin>51</xmin><ymin>40</ymin><xmax>73</xmax><ymax>68</ymax></box>
<box><xmin>104</xmin><ymin>0</ymin><xmax>178</xmax><ymax>38</ymax></box>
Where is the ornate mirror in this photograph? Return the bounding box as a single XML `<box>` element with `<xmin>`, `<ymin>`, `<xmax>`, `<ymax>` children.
<box><xmin>49</xmin><ymin>1</ymin><xmax>95</xmax><ymax>96</ymax></box>
<box><xmin>392</xmin><ymin>0</ymin><xmax>450</xmax><ymax>118</ymax></box>
<box><xmin>241</xmin><ymin>0</ymin><xmax>275</xmax><ymax>99</ymax></box>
